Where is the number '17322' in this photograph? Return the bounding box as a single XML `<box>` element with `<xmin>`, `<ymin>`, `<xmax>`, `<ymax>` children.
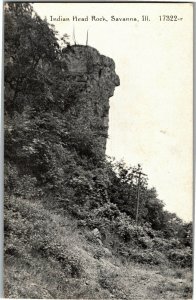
<box><xmin>159</xmin><ymin>15</ymin><xmax>183</xmax><ymax>21</ymax></box>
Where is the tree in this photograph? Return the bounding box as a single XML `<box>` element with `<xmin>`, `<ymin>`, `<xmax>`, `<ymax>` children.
<box><xmin>142</xmin><ymin>188</ymin><xmax>165</xmax><ymax>230</ymax></box>
<box><xmin>108</xmin><ymin>161</ymin><xmax>149</xmax><ymax>221</ymax></box>
<box><xmin>4</xmin><ymin>3</ymin><xmax>59</xmax><ymax>113</ymax></box>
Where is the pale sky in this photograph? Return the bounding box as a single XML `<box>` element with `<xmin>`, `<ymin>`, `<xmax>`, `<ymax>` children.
<box><xmin>33</xmin><ymin>3</ymin><xmax>193</xmax><ymax>221</ymax></box>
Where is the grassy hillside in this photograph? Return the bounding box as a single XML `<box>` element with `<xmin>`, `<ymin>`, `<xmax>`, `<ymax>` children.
<box><xmin>4</xmin><ymin>196</ymin><xmax>192</xmax><ymax>299</ymax></box>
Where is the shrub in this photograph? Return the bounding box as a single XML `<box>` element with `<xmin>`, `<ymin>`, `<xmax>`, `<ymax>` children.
<box><xmin>167</xmin><ymin>248</ymin><xmax>192</xmax><ymax>268</ymax></box>
<box><xmin>129</xmin><ymin>249</ymin><xmax>166</xmax><ymax>265</ymax></box>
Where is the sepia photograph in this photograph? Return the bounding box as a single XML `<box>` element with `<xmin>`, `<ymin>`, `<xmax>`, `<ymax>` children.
<box><xmin>4</xmin><ymin>2</ymin><xmax>193</xmax><ymax>299</ymax></box>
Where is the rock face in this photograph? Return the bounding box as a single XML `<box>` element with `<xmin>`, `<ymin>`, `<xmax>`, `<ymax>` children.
<box><xmin>61</xmin><ymin>45</ymin><xmax>120</xmax><ymax>154</ymax></box>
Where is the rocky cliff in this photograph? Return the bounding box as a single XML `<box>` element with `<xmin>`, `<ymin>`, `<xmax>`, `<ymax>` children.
<box><xmin>61</xmin><ymin>45</ymin><xmax>120</xmax><ymax>154</ymax></box>
<box><xmin>5</xmin><ymin>44</ymin><xmax>120</xmax><ymax>188</ymax></box>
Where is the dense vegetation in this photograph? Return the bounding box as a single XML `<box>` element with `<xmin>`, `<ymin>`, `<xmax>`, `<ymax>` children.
<box><xmin>4</xmin><ymin>3</ymin><xmax>192</xmax><ymax>299</ymax></box>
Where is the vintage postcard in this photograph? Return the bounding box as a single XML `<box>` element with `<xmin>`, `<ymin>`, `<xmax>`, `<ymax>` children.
<box><xmin>4</xmin><ymin>2</ymin><xmax>193</xmax><ymax>299</ymax></box>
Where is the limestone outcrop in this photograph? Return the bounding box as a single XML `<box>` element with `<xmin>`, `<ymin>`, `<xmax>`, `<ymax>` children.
<box><xmin>61</xmin><ymin>45</ymin><xmax>120</xmax><ymax>154</ymax></box>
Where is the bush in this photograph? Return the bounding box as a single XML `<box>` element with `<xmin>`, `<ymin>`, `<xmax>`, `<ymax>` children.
<box><xmin>129</xmin><ymin>249</ymin><xmax>166</xmax><ymax>265</ymax></box>
<box><xmin>167</xmin><ymin>248</ymin><xmax>192</xmax><ymax>268</ymax></box>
